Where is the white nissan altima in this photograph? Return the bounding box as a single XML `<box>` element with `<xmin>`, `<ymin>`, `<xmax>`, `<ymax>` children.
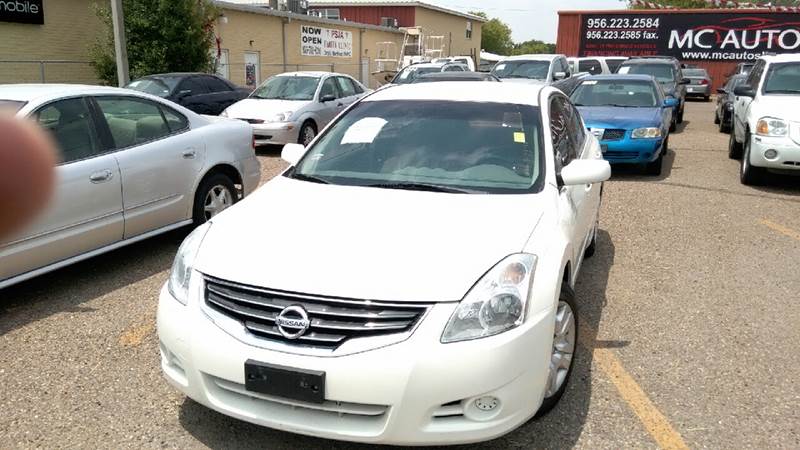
<box><xmin>158</xmin><ymin>82</ymin><xmax>610</xmax><ymax>445</ymax></box>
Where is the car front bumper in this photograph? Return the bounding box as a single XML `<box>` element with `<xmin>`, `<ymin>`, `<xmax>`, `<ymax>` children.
<box><xmin>749</xmin><ymin>135</ymin><xmax>800</xmax><ymax>171</ymax></box>
<box><xmin>249</xmin><ymin>122</ymin><xmax>299</xmax><ymax>146</ymax></box>
<box><xmin>157</xmin><ymin>278</ymin><xmax>555</xmax><ymax>445</ymax></box>
<box><xmin>601</xmin><ymin>137</ymin><xmax>664</xmax><ymax>164</ymax></box>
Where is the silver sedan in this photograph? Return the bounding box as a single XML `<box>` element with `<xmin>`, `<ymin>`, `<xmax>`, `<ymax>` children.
<box><xmin>0</xmin><ymin>84</ymin><xmax>261</xmax><ymax>289</ymax></box>
<box><xmin>683</xmin><ymin>68</ymin><xmax>713</xmax><ymax>101</ymax></box>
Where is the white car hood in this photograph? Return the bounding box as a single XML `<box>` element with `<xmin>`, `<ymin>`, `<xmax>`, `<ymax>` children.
<box><xmin>195</xmin><ymin>176</ymin><xmax>546</xmax><ymax>303</ymax></box>
<box><xmin>751</xmin><ymin>95</ymin><xmax>800</xmax><ymax>122</ymax></box>
<box><xmin>224</xmin><ymin>98</ymin><xmax>310</xmax><ymax>120</ymax></box>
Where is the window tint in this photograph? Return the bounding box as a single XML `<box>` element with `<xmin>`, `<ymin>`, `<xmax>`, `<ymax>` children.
<box><xmin>335</xmin><ymin>77</ymin><xmax>356</xmax><ymax>97</ymax></box>
<box><xmin>35</xmin><ymin>98</ymin><xmax>101</xmax><ymax>164</ymax></box>
<box><xmin>350</xmin><ymin>78</ymin><xmax>364</xmax><ymax>94</ymax></box>
<box><xmin>565</xmin><ymin>101</ymin><xmax>586</xmax><ymax>157</ymax></box>
<box><xmin>763</xmin><ymin>62</ymin><xmax>800</xmax><ymax>94</ymax></box>
<box><xmin>95</xmin><ymin>97</ymin><xmax>172</xmax><ymax>148</ymax></box>
<box><xmin>578</xmin><ymin>59</ymin><xmax>603</xmax><ymax>75</ymax></box>
<box><xmin>161</xmin><ymin>105</ymin><xmax>189</xmax><ymax>133</ymax></box>
<box><xmin>177</xmin><ymin>77</ymin><xmax>208</xmax><ymax>96</ymax></box>
<box><xmin>549</xmin><ymin>96</ymin><xmax>572</xmax><ymax>171</ymax></box>
<box><xmin>319</xmin><ymin>77</ymin><xmax>339</xmax><ymax>99</ymax></box>
<box><xmin>202</xmin><ymin>76</ymin><xmax>232</xmax><ymax>93</ymax></box>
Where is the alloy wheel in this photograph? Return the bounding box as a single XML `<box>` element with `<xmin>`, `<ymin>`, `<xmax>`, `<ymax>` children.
<box><xmin>302</xmin><ymin>126</ymin><xmax>316</xmax><ymax>146</ymax></box>
<box><xmin>204</xmin><ymin>185</ymin><xmax>233</xmax><ymax>220</ymax></box>
<box><xmin>545</xmin><ymin>300</ymin><xmax>576</xmax><ymax>398</ymax></box>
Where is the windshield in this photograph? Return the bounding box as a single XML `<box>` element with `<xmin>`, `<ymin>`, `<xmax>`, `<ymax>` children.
<box><xmin>251</xmin><ymin>76</ymin><xmax>320</xmax><ymax>100</ymax></box>
<box><xmin>393</xmin><ymin>66</ymin><xmax>441</xmax><ymax>84</ymax></box>
<box><xmin>491</xmin><ymin>61</ymin><xmax>551</xmax><ymax>80</ymax></box>
<box><xmin>571</xmin><ymin>79</ymin><xmax>659</xmax><ymax>107</ymax></box>
<box><xmin>619</xmin><ymin>64</ymin><xmax>676</xmax><ymax>83</ymax></box>
<box><xmin>683</xmin><ymin>69</ymin><xmax>708</xmax><ymax>77</ymax></box>
<box><xmin>291</xmin><ymin>100</ymin><xmax>543</xmax><ymax>194</ymax></box>
<box><xmin>0</xmin><ymin>99</ymin><xmax>27</xmax><ymax>112</ymax></box>
<box><xmin>763</xmin><ymin>62</ymin><xmax>800</xmax><ymax>95</ymax></box>
<box><xmin>125</xmin><ymin>78</ymin><xmax>177</xmax><ymax>97</ymax></box>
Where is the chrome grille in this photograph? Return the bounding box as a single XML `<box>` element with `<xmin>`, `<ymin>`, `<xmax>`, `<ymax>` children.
<box><xmin>602</xmin><ymin>129</ymin><xmax>626</xmax><ymax>141</ymax></box>
<box><xmin>204</xmin><ymin>277</ymin><xmax>430</xmax><ymax>349</ymax></box>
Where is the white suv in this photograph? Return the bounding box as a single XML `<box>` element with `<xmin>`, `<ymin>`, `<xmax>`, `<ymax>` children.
<box><xmin>729</xmin><ymin>54</ymin><xmax>800</xmax><ymax>185</ymax></box>
<box><xmin>157</xmin><ymin>82</ymin><xmax>610</xmax><ymax>445</ymax></box>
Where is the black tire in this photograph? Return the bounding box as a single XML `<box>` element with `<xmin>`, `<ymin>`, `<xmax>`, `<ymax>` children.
<box><xmin>193</xmin><ymin>173</ymin><xmax>237</xmax><ymax>226</ymax></box>
<box><xmin>584</xmin><ymin>220</ymin><xmax>597</xmax><ymax>259</ymax></box>
<box><xmin>740</xmin><ymin>133</ymin><xmax>766</xmax><ymax>186</ymax></box>
<box><xmin>645</xmin><ymin>139</ymin><xmax>666</xmax><ymax>176</ymax></box>
<box><xmin>298</xmin><ymin>120</ymin><xmax>317</xmax><ymax>146</ymax></box>
<box><xmin>720</xmin><ymin>120</ymin><xmax>730</xmax><ymax>134</ymax></box>
<box><xmin>669</xmin><ymin>120</ymin><xmax>677</xmax><ymax>132</ymax></box>
<box><xmin>728</xmin><ymin>123</ymin><xmax>743</xmax><ymax>159</ymax></box>
<box><xmin>714</xmin><ymin>112</ymin><xmax>720</xmax><ymax>125</ymax></box>
<box><xmin>677</xmin><ymin>103</ymin><xmax>684</xmax><ymax>123</ymax></box>
<box><xmin>535</xmin><ymin>284</ymin><xmax>578</xmax><ymax>418</ymax></box>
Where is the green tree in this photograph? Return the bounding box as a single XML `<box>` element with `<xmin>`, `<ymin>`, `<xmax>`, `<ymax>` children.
<box><xmin>470</xmin><ymin>11</ymin><xmax>513</xmax><ymax>55</ymax></box>
<box><xmin>511</xmin><ymin>40</ymin><xmax>556</xmax><ymax>55</ymax></box>
<box><xmin>91</xmin><ymin>0</ymin><xmax>218</xmax><ymax>85</ymax></box>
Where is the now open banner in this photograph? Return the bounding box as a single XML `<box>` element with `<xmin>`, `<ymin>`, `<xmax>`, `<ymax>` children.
<box><xmin>579</xmin><ymin>12</ymin><xmax>800</xmax><ymax>61</ymax></box>
<box><xmin>301</xmin><ymin>25</ymin><xmax>353</xmax><ymax>58</ymax></box>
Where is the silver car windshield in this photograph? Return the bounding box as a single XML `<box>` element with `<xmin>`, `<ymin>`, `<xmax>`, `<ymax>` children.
<box><xmin>292</xmin><ymin>100</ymin><xmax>544</xmax><ymax>194</ymax></box>
<box><xmin>572</xmin><ymin>80</ymin><xmax>659</xmax><ymax>107</ymax></box>
<box><xmin>620</xmin><ymin>64</ymin><xmax>676</xmax><ymax>83</ymax></box>
<box><xmin>251</xmin><ymin>76</ymin><xmax>320</xmax><ymax>100</ymax></box>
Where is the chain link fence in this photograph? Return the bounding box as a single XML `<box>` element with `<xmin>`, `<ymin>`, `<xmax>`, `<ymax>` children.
<box><xmin>0</xmin><ymin>61</ymin><xmax>99</xmax><ymax>84</ymax></box>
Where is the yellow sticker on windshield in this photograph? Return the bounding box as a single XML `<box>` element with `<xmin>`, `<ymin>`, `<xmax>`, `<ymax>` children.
<box><xmin>514</xmin><ymin>132</ymin><xmax>526</xmax><ymax>143</ymax></box>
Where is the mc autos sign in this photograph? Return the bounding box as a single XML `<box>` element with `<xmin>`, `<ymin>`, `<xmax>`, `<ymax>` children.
<box><xmin>0</xmin><ymin>0</ymin><xmax>43</xmax><ymax>24</ymax></box>
<box><xmin>579</xmin><ymin>12</ymin><xmax>800</xmax><ymax>61</ymax></box>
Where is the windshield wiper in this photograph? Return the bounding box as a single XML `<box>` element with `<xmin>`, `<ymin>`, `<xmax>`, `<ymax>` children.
<box><xmin>365</xmin><ymin>182</ymin><xmax>474</xmax><ymax>194</ymax></box>
<box><xmin>291</xmin><ymin>173</ymin><xmax>331</xmax><ymax>184</ymax></box>
<box><xmin>607</xmin><ymin>103</ymin><xmax>639</xmax><ymax>107</ymax></box>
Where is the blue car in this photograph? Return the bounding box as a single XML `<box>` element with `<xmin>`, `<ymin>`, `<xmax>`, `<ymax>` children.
<box><xmin>570</xmin><ymin>74</ymin><xmax>678</xmax><ymax>175</ymax></box>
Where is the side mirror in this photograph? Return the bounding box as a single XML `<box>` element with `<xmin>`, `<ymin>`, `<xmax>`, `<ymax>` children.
<box><xmin>281</xmin><ymin>143</ymin><xmax>306</xmax><ymax>166</ymax></box>
<box><xmin>554</xmin><ymin>71</ymin><xmax>567</xmax><ymax>81</ymax></box>
<box><xmin>733</xmin><ymin>85</ymin><xmax>755</xmax><ymax>98</ymax></box>
<box><xmin>663</xmin><ymin>97</ymin><xmax>679</xmax><ymax>108</ymax></box>
<box><xmin>559</xmin><ymin>159</ymin><xmax>611</xmax><ymax>186</ymax></box>
<box><xmin>320</xmin><ymin>94</ymin><xmax>336</xmax><ymax>102</ymax></box>
<box><xmin>679</xmin><ymin>78</ymin><xmax>691</xmax><ymax>85</ymax></box>
<box><xmin>716</xmin><ymin>88</ymin><xmax>726</xmax><ymax>94</ymax></box>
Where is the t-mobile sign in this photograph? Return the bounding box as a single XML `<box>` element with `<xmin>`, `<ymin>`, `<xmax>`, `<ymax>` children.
<box><xmin>0</xmin><ymin>0</ymin><xmax>44</xmax><ymax>25</ymax></box>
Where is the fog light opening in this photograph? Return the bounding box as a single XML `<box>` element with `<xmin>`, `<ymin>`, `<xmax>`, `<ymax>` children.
<box><xmin>475</xmin><ymin>396</ymin><xmax>499</xmax><ymax>411</ymax></box>
<box><xmin>764</xmin><ymin>149</ymin><xmax>779</xmax><ymax>160</ymax></box>
<box><xmin>464</xmin><ymin>395</ymin><xmax>502</xmax><ymax>421</ymax></box>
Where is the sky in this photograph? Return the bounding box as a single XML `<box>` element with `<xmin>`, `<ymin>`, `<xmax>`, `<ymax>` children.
<box><xmin>434</xmin><ymin>0</ymin><xmax>626</xmax><ymax>43</ymax></box>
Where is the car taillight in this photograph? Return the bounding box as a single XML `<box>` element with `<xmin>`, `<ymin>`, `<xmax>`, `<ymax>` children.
<box><xmin>701</xmin><ymin>79</ymin><xmax>709</xmax><ymax>85</ymax></box>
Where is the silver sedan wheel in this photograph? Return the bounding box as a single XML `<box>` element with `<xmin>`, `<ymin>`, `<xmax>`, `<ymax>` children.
<box><xmin>204</xmin><ymin>185</ymin><xmax>233</xmax><ymax>220</ymax></box>
<box><xmin>301</xmin><ymin>125</ymin><xmax>316</xmax><ymax>146</ymax></box>
<box><xmin>545</xmin><ymin>300</ymin><xmax>576</xmax><ymax>398</ymax></box>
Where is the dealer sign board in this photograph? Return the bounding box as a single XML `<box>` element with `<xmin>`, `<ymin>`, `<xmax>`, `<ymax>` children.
<box><xmin>301</xmin><ymin>25</ymin><xmax>353</xmax><ymax>58</ymax></box>
<box><xmin>0</xmin><ymin>0</ymin><xmax>43</xmax><ymax>24</ymax></box>
<box><xmin>579</xmin><ymin>13</ymin><xmax>800</xmax><ymax>61</ymax></box>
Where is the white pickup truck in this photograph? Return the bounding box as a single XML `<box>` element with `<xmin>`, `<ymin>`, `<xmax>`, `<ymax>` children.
<box><xmin>729</xmin><ymin>54</ymin><xmax>800</xmax><ymax>185</ymax></box>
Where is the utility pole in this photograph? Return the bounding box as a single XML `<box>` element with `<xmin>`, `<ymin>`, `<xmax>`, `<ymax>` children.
<box><xmin>110</xmin><ymin>0</ymin><xmax>130</xmax><ymax>86</ymax></box>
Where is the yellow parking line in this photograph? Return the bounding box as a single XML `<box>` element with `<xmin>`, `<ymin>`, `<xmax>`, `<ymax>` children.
<box><xmin>761</xmin><ymin>219</ymin><xmax>800</xmax><ymax>242</ymax></box>
<box><xmin>580</xmin><ymin>326</ymin><xmax>690</xmax><ymax>450</ymax></box>
<box><xmin>119</xmin><ymin>321</ymin><xmax>154</xmax><ymax>347</ymax></box>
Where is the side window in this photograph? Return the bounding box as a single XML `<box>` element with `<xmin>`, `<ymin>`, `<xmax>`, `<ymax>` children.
<box><xmin>177</xmin><ymin>77</ymin><xmax>208</xmax><ymax>96</ymax></box>
<box><xmin>549</xmin><ymin>96</ymin><xmax>572</xmax><ymax>171</ymax></box>
<box><xmin>95</xmin><ymin>97</ymin><xmax>172</xmax><ymax>148</ymax></box>
<box><xmin>565</xmin><ymin>101</ymin><xmax>586</xmax><ymax>157</ymax></box>
<box><xmin>319</xmin><ymin>77</ymin><xmax>339</xmax><ymax>99</ymax></box>
<box><xmin>35</xmin><ymin>98</ymin><xmax>101</xmax><ymax>164</ymax></box>
<box><xmin>579</xmin><ymin>59</ymin><xmax>603</xmax><ymax>75</ymax></box>
<box><xmin>560</xmin><ymin>58</ymin><xmax>570</xmax><ymax>74</ymax></box>
<box><xmin>335</xmin><ymin>76</ymin><xmax>356</xmax><ymax>97</ymax></box>
<box><xmin>202</xmin><ymin>76</ymin><xmax>232</xmax><ymax>93</ymax></box>
<box><xmin>160</xmin><ymin>105</ymin><xmax>189</xmax><ymax>133</ymax></box>
<box><xmin>746</xmin><ymin>60</ymin><xmax>765</xmax><ymax>90</ymax></box>
<box><xmin>349</xmin><ymin>78</ymin><xmax>364</xmax><ymax>94</ymax></box>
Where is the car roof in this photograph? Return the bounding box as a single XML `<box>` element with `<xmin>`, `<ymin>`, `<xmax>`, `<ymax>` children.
<box><xmin>584</xmin><ymin>74</ymin><xmax>655</xmax><ymax>81</ymax></box>
<box><xmin>364</xmin><ymin>82</ymin><xmax>544</xmax><ymax>105</ymax></box>
<box><xmin>0</xmin><ymin>84</ymin><xmax>132</xmax><ymax>102</ymax></box>
<box><xmin>500</xmin><ymin>54</ymin><xmax>561</xmax><ymax>62</ymax></box>
<box><xmin>416</xmin><ymin>72</ymin><xmax>497</xmax><ymax>81</ymax></box>
<box><xmin>406</xmin><ymin>62</ymin><xmax>448</xmax><ymax>68</ymax></box>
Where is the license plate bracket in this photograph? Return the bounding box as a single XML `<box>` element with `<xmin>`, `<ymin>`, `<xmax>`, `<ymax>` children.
<box><xmin>245</xmin><ymin>360</ymin><xmax>326</xmax><ymax>404</ymax></box>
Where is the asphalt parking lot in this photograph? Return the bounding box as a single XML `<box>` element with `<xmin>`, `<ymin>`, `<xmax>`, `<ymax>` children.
<box><xmin>1</xmin><ymin>99</ymin><xmax>799</xmax><ymax>449</ymax></box>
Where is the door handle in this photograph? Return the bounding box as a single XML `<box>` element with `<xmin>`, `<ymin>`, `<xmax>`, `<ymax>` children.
<box><xmin>182</xmin><ymin>149</ymin><xmax>197</xmax><ymax>159</ymax></box>
<box><xmin>89</xmin><ymin>169</ymin><xmax>113</xmax><ymax>183</ymax></box>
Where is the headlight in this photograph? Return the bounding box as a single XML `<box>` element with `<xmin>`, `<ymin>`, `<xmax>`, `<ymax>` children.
<box><xmin>631</xmin><ymin>127</ymin><xmax>662</xmax><ymax>139</ymax></box>
<box><xmin>270</xmin><ymin>111</ymin><xmax>294</xmax><ymax>123</ymax></box>
<box><xmin>441</xmin><ymin>254</ymin><xmax>537</xmax><ymax>343</ymax></box>
<box><xmin>756</xmin><ymin>117</ymin><xmax>787</xmax><ymax>137</ymax></box>
<box><xmin>167</xmin><ymin>223</ymin><xmax>211</xmax><ymax>305</ymax></box>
